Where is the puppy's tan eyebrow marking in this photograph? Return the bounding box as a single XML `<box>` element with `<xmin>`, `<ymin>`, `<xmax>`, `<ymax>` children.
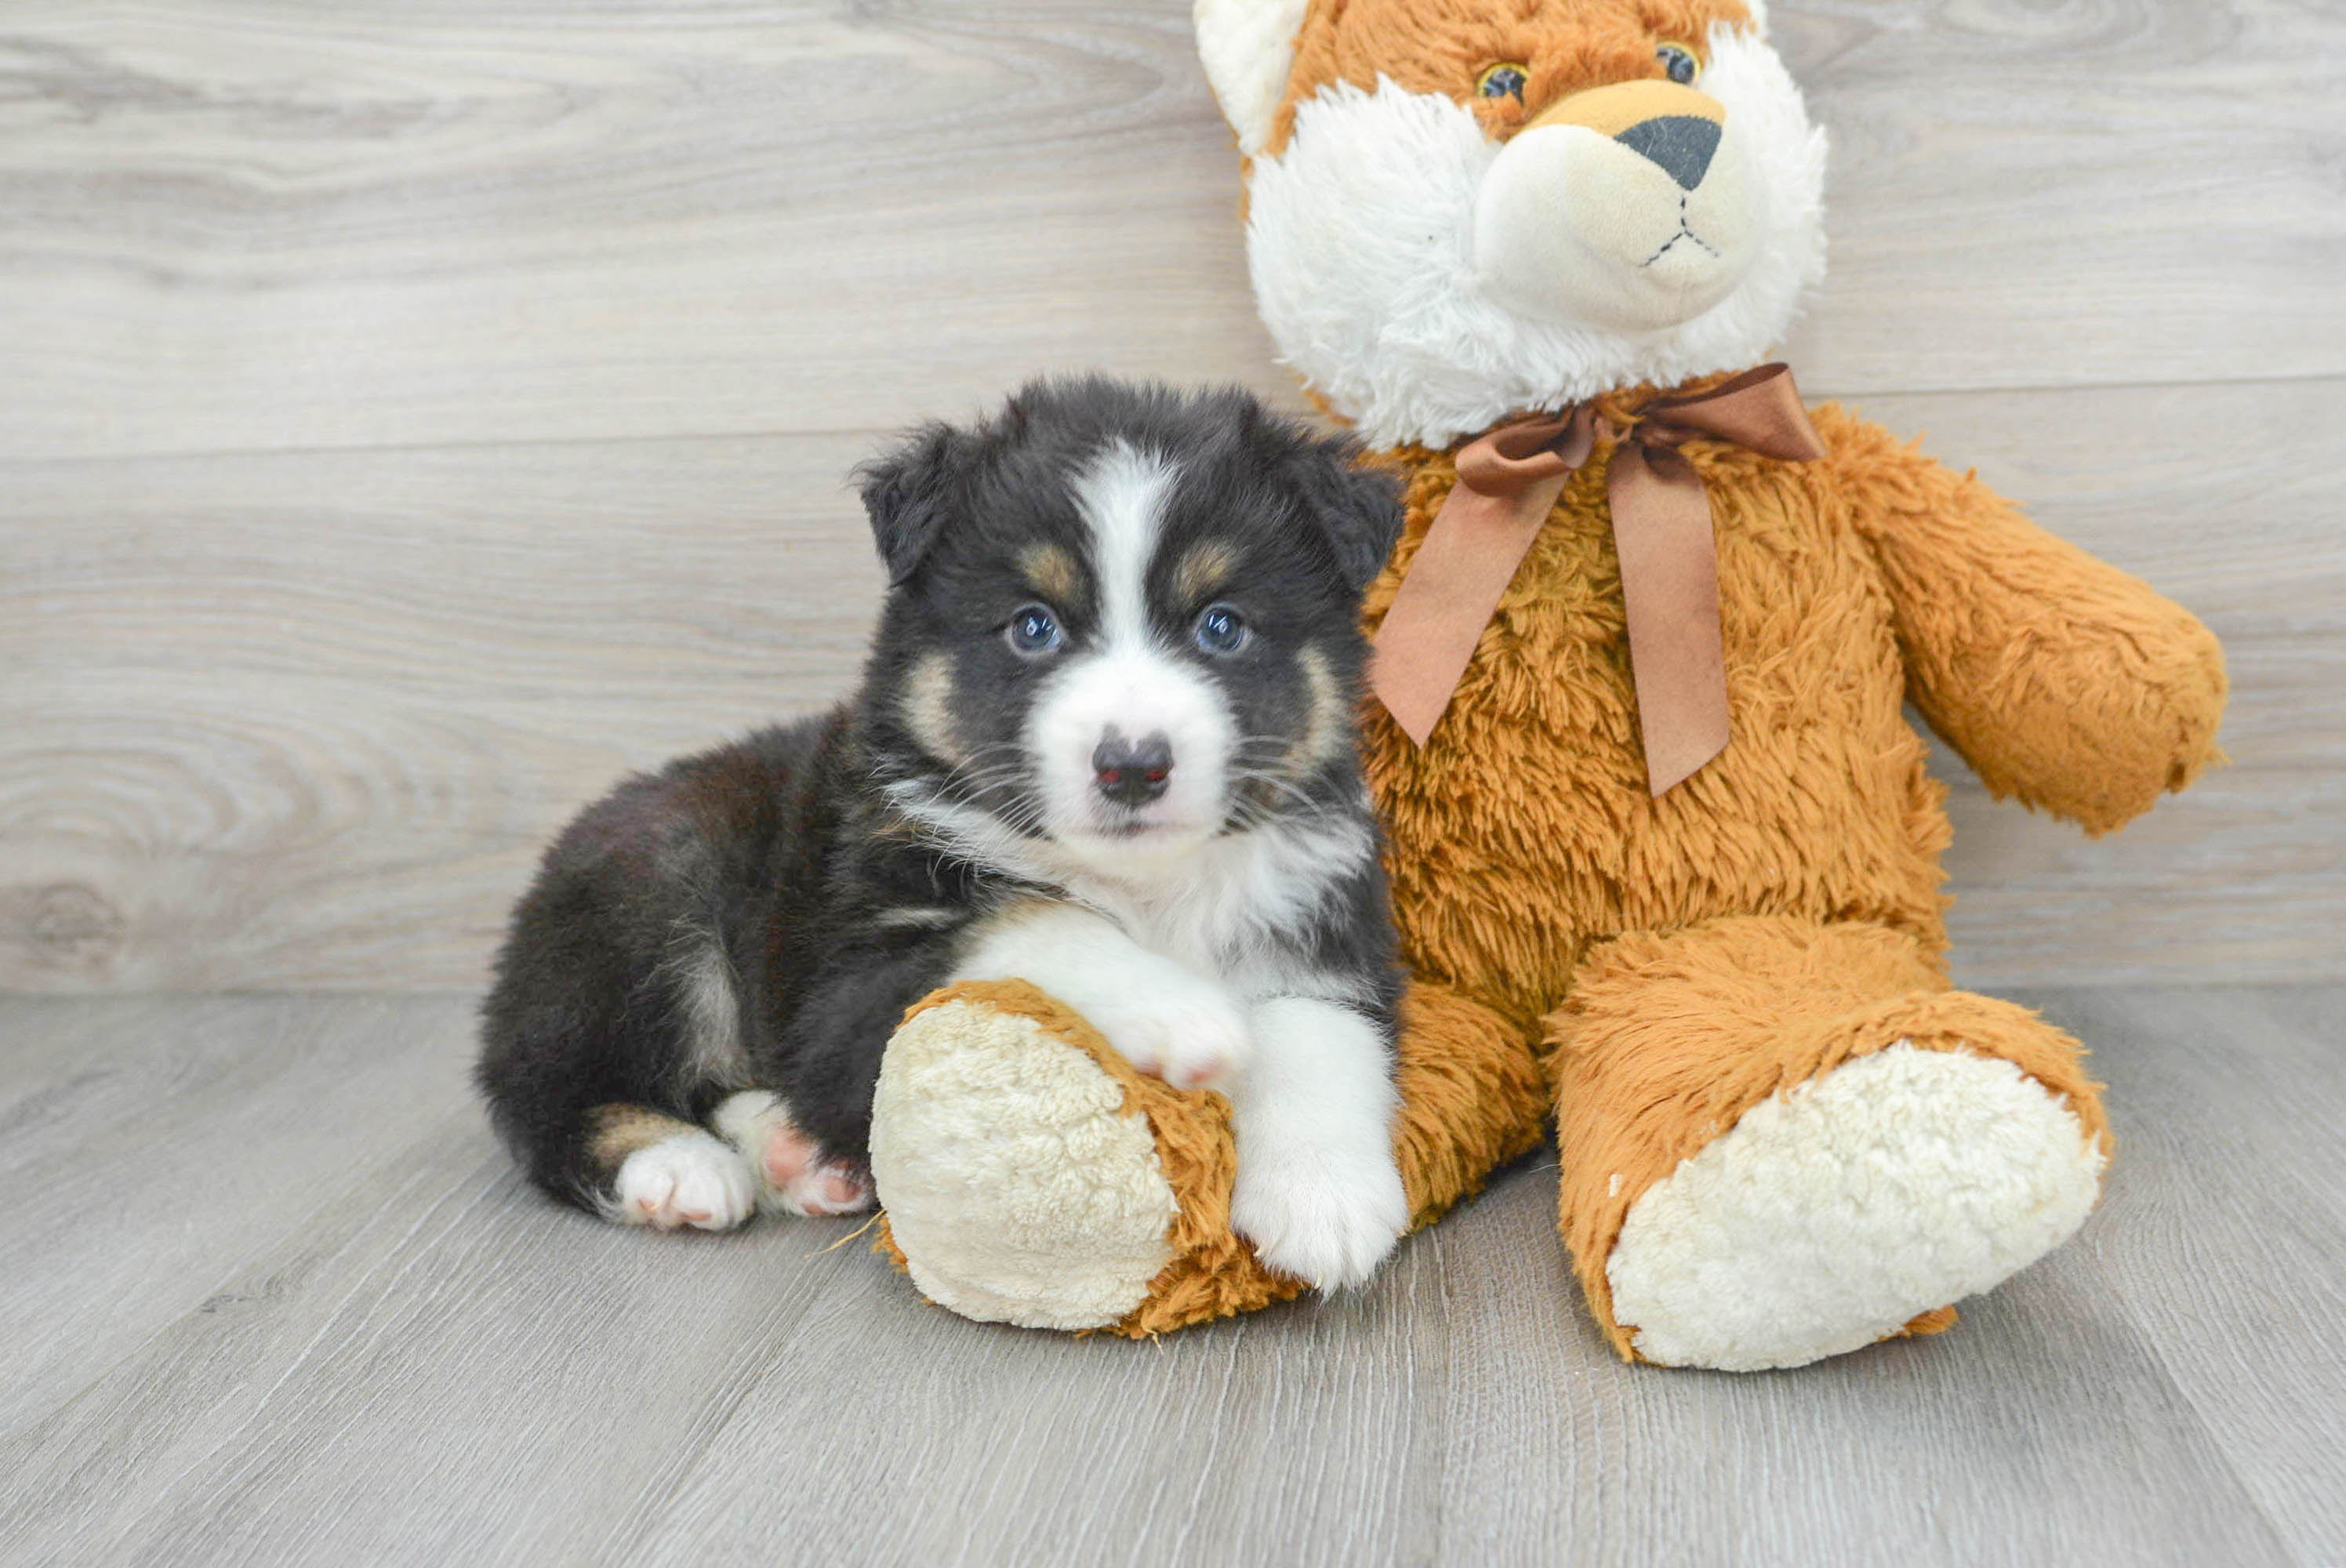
<box><xmin>1174</xmin><ymin>539</ymin><xmax>1239</xmax><ymax>604</ymax></box>
<box><xmin>1019</xmin><ymin>543</ymin><xmax>1080</xmax><ymax>604</ymax></box>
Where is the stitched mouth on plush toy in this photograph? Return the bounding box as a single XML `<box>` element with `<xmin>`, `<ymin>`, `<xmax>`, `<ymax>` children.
<box><xmin>1643</xmin><ymin>225</ymin><xmax>1720</xmax><ymax>267</ymax></box>
<box><xmin>1641</xmin><ymin>194</ymin><xmax>1721</xmax><ymax>268</ymax></box>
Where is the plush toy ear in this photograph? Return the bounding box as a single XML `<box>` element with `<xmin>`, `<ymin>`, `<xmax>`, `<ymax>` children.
<box><xmin>1193</xmin><ymin>0</ymin><xmax>1310</xmax><ymax>157</ymax></box>
<box><xmin>856</xmin><ymin>423</ymin><xmax>974</xmax><ymax>588</ymax></box>
<box><xmin>1288</xmin><ymin>437</ymin><xmax>1404</xmax><ymax>593</ymax></box>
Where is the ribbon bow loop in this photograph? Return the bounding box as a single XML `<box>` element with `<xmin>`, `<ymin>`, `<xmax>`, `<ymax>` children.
<box><xmin>1367</xmin><ymin>363</ymin><xmax>1825</xmax><ymax>797</ymax></box>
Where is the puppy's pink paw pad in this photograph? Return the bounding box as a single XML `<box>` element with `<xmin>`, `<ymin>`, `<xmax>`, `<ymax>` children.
<box><xmin>776</xmin><ymin>1160</ymin><xmax>874</xmax><ymax>1218</ymax></box>
<box><xmin>762</xmin><ymin>1123</ymin><xmax>815</xmax><ymax>1189</ymax></box>
<box><xmin>1169</xmin><ymin>1054</ymin><xmax>1237</xmax><ymax>1091</ymax></box>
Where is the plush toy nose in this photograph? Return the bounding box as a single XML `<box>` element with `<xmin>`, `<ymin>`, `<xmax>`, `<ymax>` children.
<box><xmin>1092</xmin><ymin>731</ymin><xmax>1173</xmax><ymax>806</ymax></box>
<box><xmin>1523</xmin><ymin>78</ymin><xmax>1727</xmax><ymax>190</ymax></box>
<box><xmin>1614</xmin><ymin>115</ymin><xmax>1720</xmax><ymax>191</ymax></box>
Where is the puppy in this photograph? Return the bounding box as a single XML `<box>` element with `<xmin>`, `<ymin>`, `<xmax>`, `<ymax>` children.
<box><xmin>476</xmin><ymin>376</ymin><xmax>1411</xmax><ymax>1288</ymax></box>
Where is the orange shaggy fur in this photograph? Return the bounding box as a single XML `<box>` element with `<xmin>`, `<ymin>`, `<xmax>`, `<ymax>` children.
<box><xmin>1269</xmin><ymin>0</ymin><xmax>1750</xmax><ymax>153</ymax></box>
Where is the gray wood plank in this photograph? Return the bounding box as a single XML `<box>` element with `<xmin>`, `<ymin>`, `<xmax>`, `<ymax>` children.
<box><xmin>2021</xmin><ymin>985</ymin><xmax>2346</xmax><ymax>1567</ymax></box>
<box><xmin>0</xmin><ymin>0</ymin><xmax>2338</xmax><ymax>465</ymax></box>
<box><xmin>6</xmin><ymin>380</ymin><xmax>2333</xmax><ymax>995</ymax></box>
<box><xmin>7</xmin><ymin>989</ymin><xmax>2341</xmax><ymax>1567</ymax></box>
<box><xmin>615</xmin><ymin>1232</ymin><xmax>1445</xmax><ymax>1568</ymax></box>
<box><xmin>1427</xmin><ymin>1156</ymin><xmax>2296</xmax><ymax>1568</ymax></box>
<box><xmin>0</xmin><ymin>995</ymin><xmax>481</xmax><ymax>1438</ymax></box>
<box><xmin>0</xmin><ymin>1113</ymin><xmax>881</xmax><ymax>1568</ymax></box>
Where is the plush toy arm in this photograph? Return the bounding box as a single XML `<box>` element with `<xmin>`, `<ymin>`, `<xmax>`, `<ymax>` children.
<box><xmin>1822</xmin><ymin>407</ymin><xmax>2227</xmax><ymax>834</ymax></box>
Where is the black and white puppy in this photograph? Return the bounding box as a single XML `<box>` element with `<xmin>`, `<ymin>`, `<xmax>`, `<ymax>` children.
<box><xmin>477</xmin><ymin>377</ymin><xmax>1411</xmax><ymax>1287</ymax></box>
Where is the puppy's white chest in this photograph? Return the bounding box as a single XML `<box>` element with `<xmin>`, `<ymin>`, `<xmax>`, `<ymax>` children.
<box><xmin>1070</xmin><ymin>818</ymin><xmax>1371</xmax><ymax>997</ymax></box>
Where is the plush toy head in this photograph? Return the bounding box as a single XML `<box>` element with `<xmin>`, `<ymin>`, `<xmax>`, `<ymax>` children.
<box><xmin>1195</xmin><ymin>0</ymin><xmax>1827</xmax><ymax>448</ymax></box>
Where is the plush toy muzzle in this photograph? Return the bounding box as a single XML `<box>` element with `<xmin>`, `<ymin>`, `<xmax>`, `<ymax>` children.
<box><xmin>1473</xmin><ymin>77</ymin><xmax>1766</xmax><ymax>332</ymax></box>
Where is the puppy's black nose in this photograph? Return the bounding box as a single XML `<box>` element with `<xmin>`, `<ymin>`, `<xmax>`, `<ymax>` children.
<box><xmin>1092</xmin><ymin>732</ymin><xmax>1173</xmax><ymax>807</ymax></box>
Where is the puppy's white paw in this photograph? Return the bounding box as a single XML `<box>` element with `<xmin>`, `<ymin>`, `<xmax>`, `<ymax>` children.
<box><xmin>1084</xmin><ymin>975</ymin><xmax>1254</xmax><ymax>1091</ymax></box>
<box><xmin>613</xmin><ymin>1131</ymin><xmax>756</xmax><ymax>1232</ymax></box>
<box><xmin>1230</xmin><ymin>1148</ymin><xmax>1408</xmax><ymax>1290</ymax></box>
<box><xmin>761</xmin><ymin>1123</ymin><xmax>874</xmax><ymax>1217</ymax></box>
<box><xmin>712</xmin><ymin>1090</ymin><xmax>875</xmax><ymax>1218</ymax></box>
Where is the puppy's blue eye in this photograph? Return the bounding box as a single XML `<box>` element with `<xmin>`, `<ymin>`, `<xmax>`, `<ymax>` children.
<box><xmin>1006</xmin><ymin>605</ymin><xmax>1063</xmax><ymax>655</ymax></box>
<box><xmin>1193</xmin><ymin>604</ymin><xmax>1249</xmax><ymax>655</ymax></box>
<box><xmin>1657</xmin><ymin>43</ymin><xmax>1699</xmax><ymax>85</ymax></box>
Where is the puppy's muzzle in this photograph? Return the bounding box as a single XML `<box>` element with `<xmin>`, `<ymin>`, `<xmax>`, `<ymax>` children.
<box><xmin>1092</xmin><ymin>731</ymin><xmax>1173</xmax><ymax>807</ymax></box>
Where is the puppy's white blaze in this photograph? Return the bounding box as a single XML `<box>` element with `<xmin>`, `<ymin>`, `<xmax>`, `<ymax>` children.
<box><xmin>1032</xmin><ymin>438</ymin><xmax>1240</xmax><ymax>865</ymax></box>
<box><xmin>1227</xmin><ymin>996</ymin><xmax>1408</xmax><ymax>1289</ymax></box>
<box><xmin>1244</xmin><ymin>18</ymin><xmax>1826</xmax><ymax>449</ymax></box>
<box><xmin>1073</xmin><ymin>440</ymin><xmax>1176</xmax><ymax>655</ymax></box>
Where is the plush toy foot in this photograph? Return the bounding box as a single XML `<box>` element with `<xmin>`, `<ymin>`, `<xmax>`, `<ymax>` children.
<box><xmin>1551</xmin><ymin>917</ymin><xmax>2112</xmax><ymax>1371</ymax></box>
<box><xmin>867</xmin><ymin>981</ymin><xmax>1293</xmax><ymax>1333</ymax></box>
<box><xmin>1606</xmin><ymin>1041</ymin><xmax>2102</xmax><ymax>1370</ymax></box>
<box><xmin>868</xmin><ymin>978</ymin><xmax>1547</xmax><ymax>1335</ymax></box>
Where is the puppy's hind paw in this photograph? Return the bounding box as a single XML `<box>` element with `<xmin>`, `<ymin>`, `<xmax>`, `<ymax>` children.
<box><xmin>1231</xmin><ymin>1151</ymin><xmax>1408</xmax><ymax>1291</ymax></box>
<box><xmin>612</xmin><ymin>1132</ymin><xmax>757</xmax><ymax>1232</ymax></box>
<box><xmin>713</xmin><ymin>1089</ymin><xmax>875</xmax><ymax>1218</ymax></box>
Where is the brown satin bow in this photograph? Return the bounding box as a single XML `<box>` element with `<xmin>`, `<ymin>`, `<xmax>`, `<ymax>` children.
<box><xmin>1367</xmin><ymin>363</ymin><xmax>1828</xmax><ymax>796</ymax></box>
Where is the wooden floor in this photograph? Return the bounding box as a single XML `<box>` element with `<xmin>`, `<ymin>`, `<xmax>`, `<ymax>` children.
<box><xmin>2</xmin><ymin>985</ymin><xmax>2342</xmax><ymax>1566</ymax></box>
<box><xmin>6</xmin><ymin>2</ymin><xmax>2344</xmax><ymax>1564</ymax></box>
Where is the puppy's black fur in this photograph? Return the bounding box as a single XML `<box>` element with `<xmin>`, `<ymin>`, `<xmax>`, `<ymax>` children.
<box><xmin>477</xmin><ymin>377</ymin><xmax>1404</xmax><ymax>1217</ymax></box>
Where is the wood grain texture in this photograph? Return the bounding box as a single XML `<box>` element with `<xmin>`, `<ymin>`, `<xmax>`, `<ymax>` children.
<box><xmin>0</xmin><ymin>0</ymin><xmax>2340</xmax><ymax>465</ymax></box>
<box><xmin>0</xmin><ymin>996</ymin><xmax>481</xmax><ymax>1436</ymax></box>
<box><xmin>4</xmin><ymin>988</ymin><xmax>2342</xmax><ymax>1565</ymax></box>
<box><xmin>6</xmin><ymin>379</ymin><xmax>2336</xmax><ymax>993</ymax></box>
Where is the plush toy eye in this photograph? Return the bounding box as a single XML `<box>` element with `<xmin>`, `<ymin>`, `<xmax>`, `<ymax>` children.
<box><xmin>1193</xmin><ymin>604</ymin><xmax>1250</xmax><ymax>655</ymax></box>
<box><xmin>1656</xmin><ymin>42</ymin><xmax>1700</xmax><ymax>84</ymax></box>
<box><xmin>1005</xmin><ymin>604</ymin><xmax>1064</xmax><ymax>655</ymax></box>
<box><xmin>1476</xmin><ymin>63</ymin><xmax>1528</xmax><ymax>100</ymax></box>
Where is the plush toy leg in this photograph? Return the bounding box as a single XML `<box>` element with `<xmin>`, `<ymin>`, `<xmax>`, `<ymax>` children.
<box><xmin>869</xmin><ymin>978</ymin><xmax>1545</xmax><ymax>1336</ymax></box>
<box><xmin>1547</xmin><ymin>916</ymin><xmax>2111</xmax><ymax>1372</ymax></box>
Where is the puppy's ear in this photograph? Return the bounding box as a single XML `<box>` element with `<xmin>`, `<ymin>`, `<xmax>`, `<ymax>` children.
<box><xmin>1288</xmin><ymin>437</ymin><xmax>1404</xmax><ymax>593</ymax></box>
<box><xmin>856</xmin><ymin>422</ymin><xmax>974</xmax><ymax>587</ymax></box>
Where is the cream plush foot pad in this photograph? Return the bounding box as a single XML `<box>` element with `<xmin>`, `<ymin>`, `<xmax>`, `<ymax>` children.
<box><xmin>870</xmin><ymin>998</ymin><xmax>1178</xmax><ymax>1330</ymax></box>
<box><xmin>1606</xmin><ymin>1042</ymin><xmax>2107</xmax><ymax>1371</ymax></box>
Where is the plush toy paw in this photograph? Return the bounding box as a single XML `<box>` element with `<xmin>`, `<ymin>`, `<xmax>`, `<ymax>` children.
<box><xmin>1230</xmin><ymin>1145</ymin><xmax>1409</xmax><ymax>1290</ymax></box>
<box><xmin>1604</xmin><ymin>1043</ymin><xmax>2104</xmax><ymax>1370</ymax></box>
<box><xmin>870</xmin><ymin>988</ymin><xmax>1187</xmax><ymax>1330</ymax></box>
<box><xmin>612</xmin><ymin>1131</ymin><xmax>757</xmax><ymax>1232</ymax></box>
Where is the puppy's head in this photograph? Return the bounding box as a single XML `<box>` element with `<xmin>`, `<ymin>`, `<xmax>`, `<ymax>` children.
<box><xmin>857</xmin><ymin>378</ymin><xmax>1400</xmax><ymax>881</ymax></box>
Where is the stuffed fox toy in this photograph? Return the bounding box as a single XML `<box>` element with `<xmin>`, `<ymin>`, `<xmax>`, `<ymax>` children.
<box><xmin>863</xmin><ymin>0</ymin><xmax>2228</xmax><ymax>1370</ymax></box>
